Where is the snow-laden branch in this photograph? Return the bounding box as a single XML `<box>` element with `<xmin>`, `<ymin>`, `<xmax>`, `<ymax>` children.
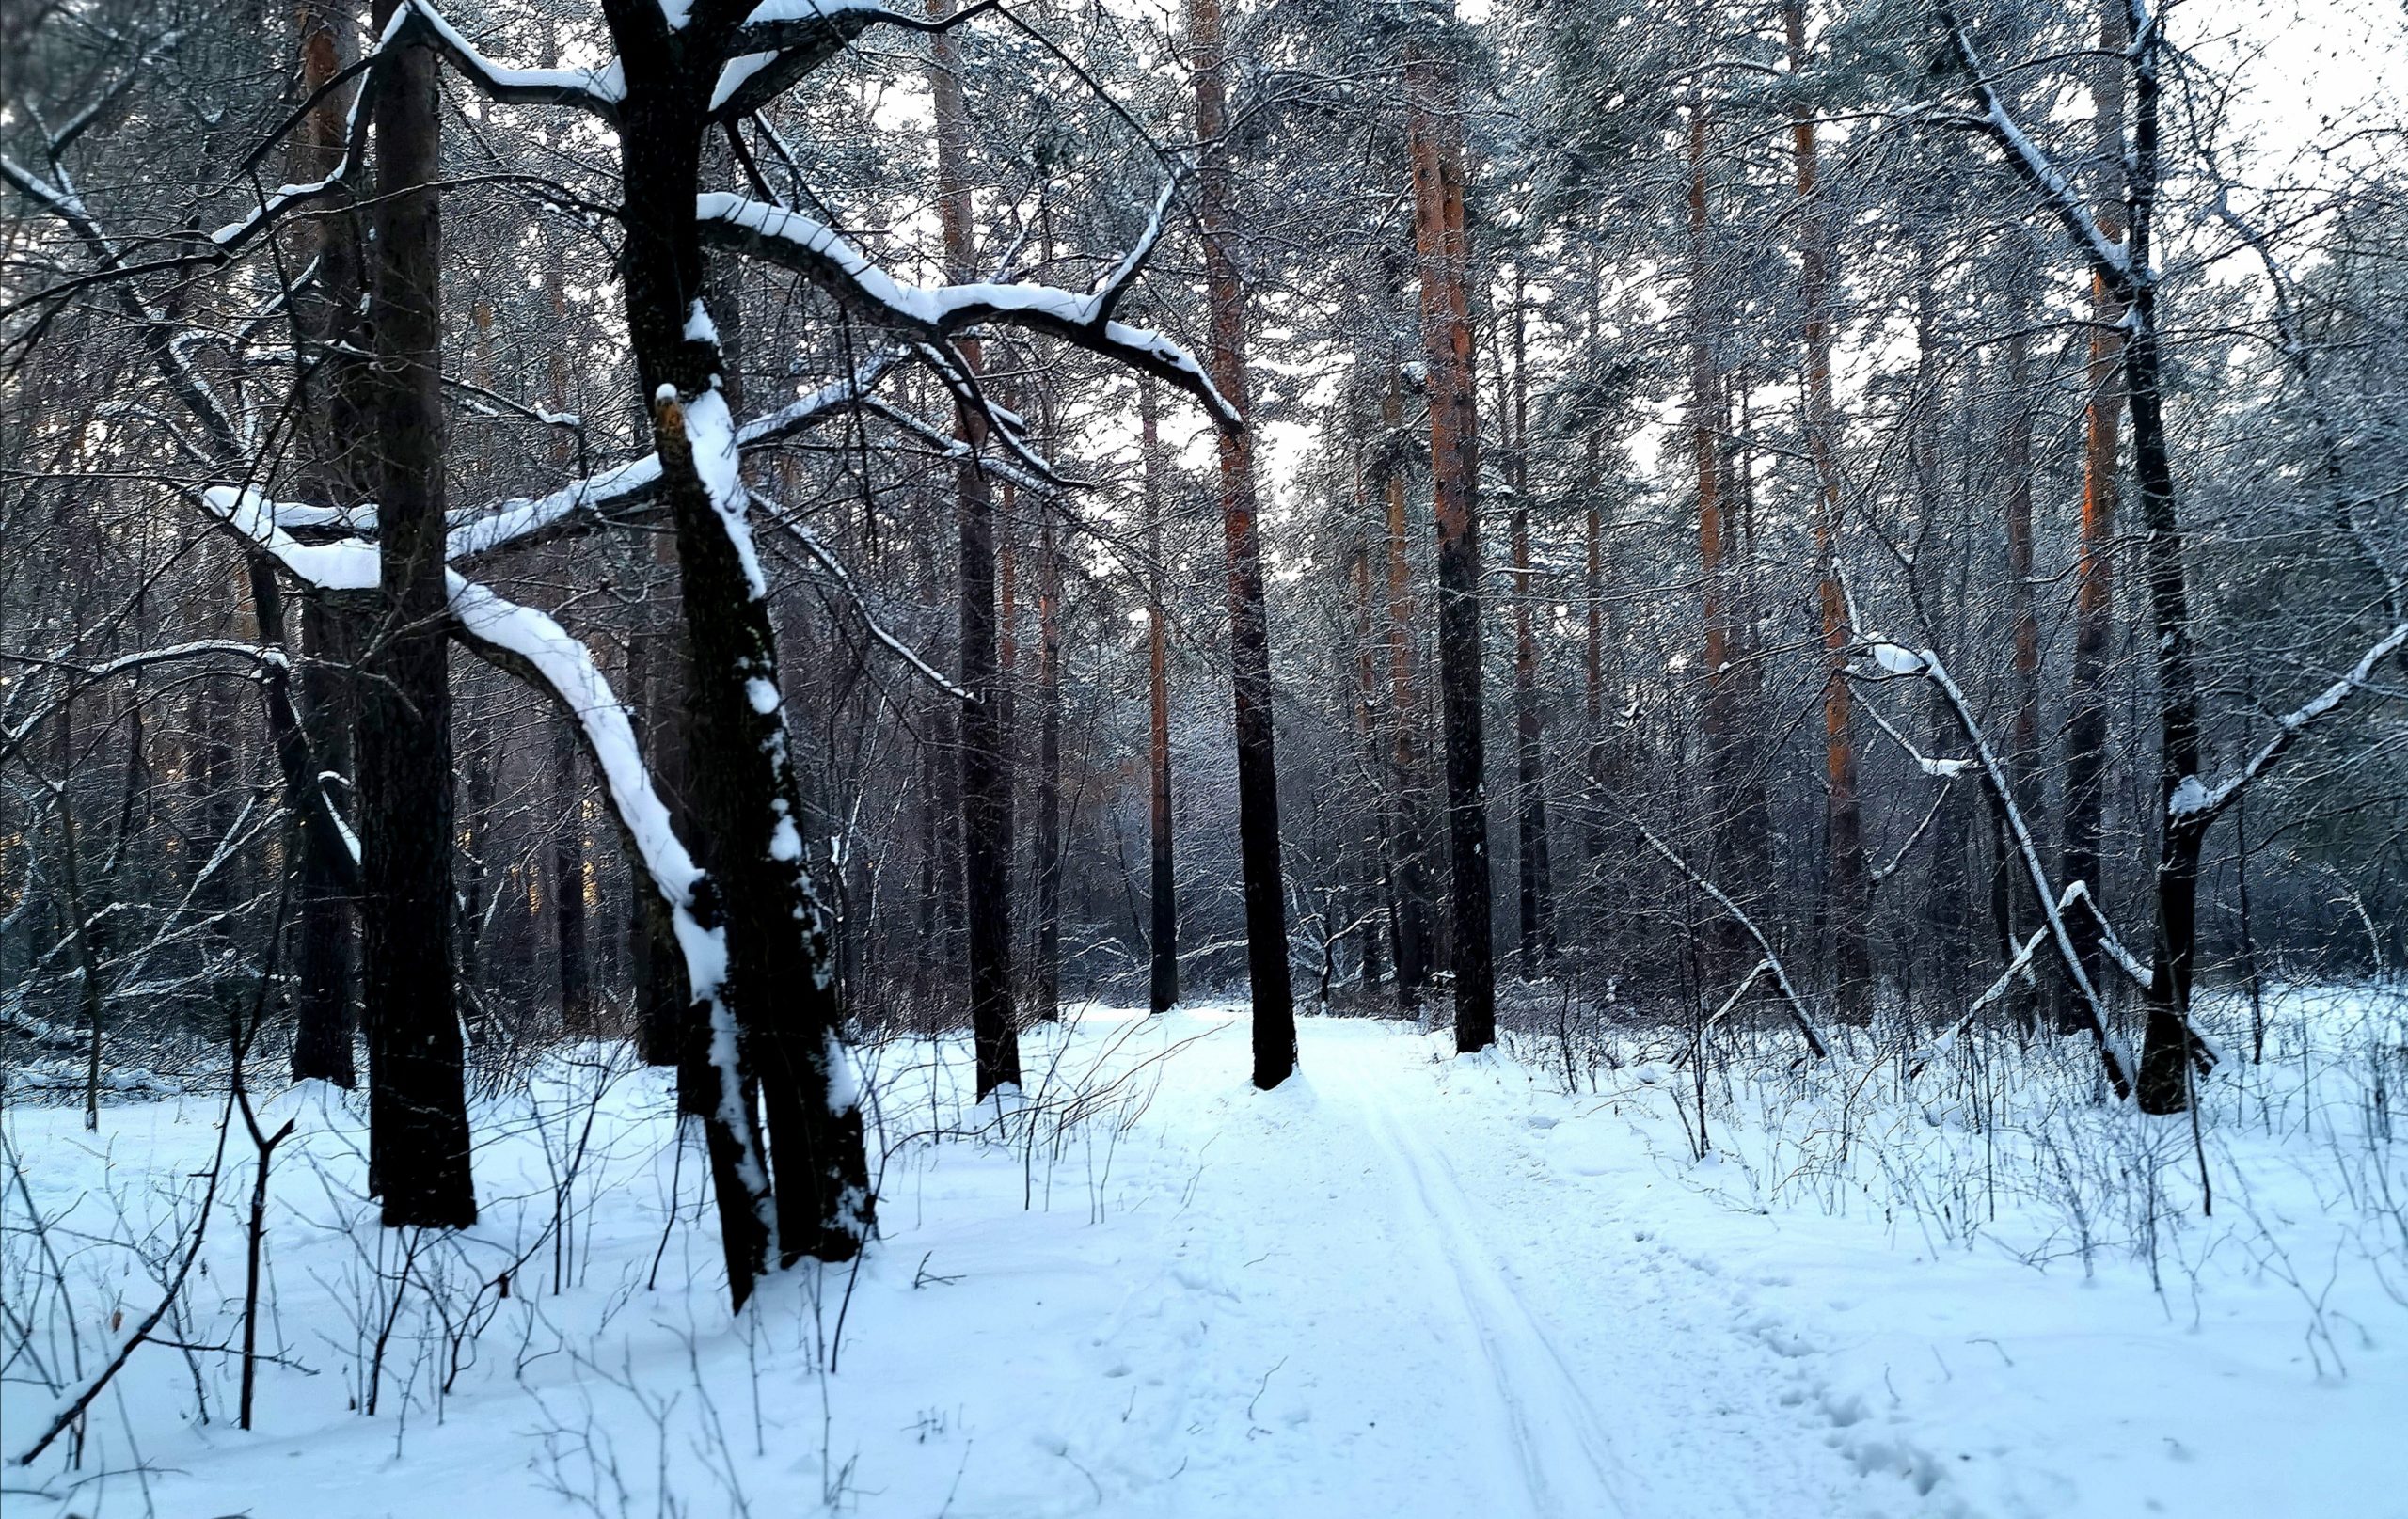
<box><xmin>445</xmin><ymin>574</ymin><xmax>777</xmax><ymax>1245</ymax></box>
<box><xmin>755</xmin><ymin>495</ymin><xmax>971</xmax><ymax>699</ymax></box>
<box><xmin>2060</xmin><ymin>880</ymin><xmax>2151</xmax><ymax>990</ymax></box>
<box><xmin>1847</xmin><ymin>641</ymin><xmax>2135</xmax><ymax>1098</ymax></box>
<box><xmin>710</xmin><ymin>0</ymin><xmax>905</xmax><ymax>116</ymax></box>
<box><xmin>2166</xmin><ymin>621</ymin><xmax>2408</xmax><ymax>826</ymax></box>
<box><xmin>1929</xmin><ymin>0</ymin><xmax>2131</xmax><ymax>286</ymax></box>
<box><xmin>197</xmin><ymin>0</ymin><xmax>618</xmax><ymax>259</ymax></box>
<box><xmin>201</xmin><ymin>487</ymin><xmax>380</xmax><ymax>590</ymax></box>
<box><xmin>1910</xmin><ymin>926</ymin><xmax>2048</xmax><ymax>1078</ymax></box>
<box><xmin>696</xmin><ymin>190</ymin><xmax>1238</xmax><ymax>427</ymax></box>
<box><xmin>1613</xmin><ymin>811</ymin><xmax>1829</xmax><ymax>1061</ymax></box>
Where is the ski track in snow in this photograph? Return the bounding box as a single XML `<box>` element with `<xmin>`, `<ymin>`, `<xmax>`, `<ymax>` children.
<box><xmin>62</xmin><ymin>1005</ymin><xmax>2406</xmax><ymax>1515</ymax></box>
<box><xmin>1336</xmin><ymin>1062</ymin><xmax>1631</xmax><ymax>1518</ymax></box>
<box><xmin>1079</xmin><ymin>1017</ymin><xmax>1905</xmax><ymax>1519</ymax></box>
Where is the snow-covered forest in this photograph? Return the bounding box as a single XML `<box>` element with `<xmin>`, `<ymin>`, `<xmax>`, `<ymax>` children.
<box><xmin>3</xmin><ymin>0</ymin><xmax>2405</xmax><ymax>1510</ymax></box>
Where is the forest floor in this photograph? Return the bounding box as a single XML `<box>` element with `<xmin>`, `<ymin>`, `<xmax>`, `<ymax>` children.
<box><xmin>7</xmin><ymin>1003</ymin><xmax>2405</xmax><ymax>1517</ymax></box>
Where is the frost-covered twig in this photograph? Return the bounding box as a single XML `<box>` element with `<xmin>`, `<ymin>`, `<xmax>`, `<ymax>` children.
<box><xmin>757</xmin><ymin>499</ymin><xmax>971</xmax><ymax>699</ymax></box>
<box><xmin>1852</xmin><ymin>641</ymin><xmax>2135</xmax><ymax>1098</ymax></box>
<box><xmin>697</xmin><ymin>191</ymin><xmax>1237</xmax><ymax>425</ymax></box>
<box><xmin>1929</xmin><ymin>0</ymin><xmax>2131</xmax><ymax>285</ymax></box>
<box><xmin>0</xmin><ymin>641</ymin><xmax>287</xmax><ymax>767</ymax></box>
<box><xmin>2166</xmin><ymin>620</ymin><xmax>2408</xmax><ymax>827</ymax></box>
<box><xmin>1611</xmin><ymin>807</ymin><xmax>1830</xmax><ymax>1060</ymax></box>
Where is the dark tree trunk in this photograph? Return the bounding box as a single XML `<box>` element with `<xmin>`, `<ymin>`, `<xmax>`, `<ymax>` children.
<box><xmin>1191</xmin><ymin>0</ymin><xmax>1296</xmax><ymax>1086</ymax></box>
<box><xmin>2123</xmin><ymin>12</ymin><xmax>2214</xmax><ymax>1115</ymax></box>
<box><xmin>358</xmin><ymin>0</ymin><xmax>473</xmax><ymax>1227</ymax></box>
<box><xmin>2060</xmin><ymin>0</ymin><xmax>2128</xmax><ymax>1033</ymax></box>
<box><xmin>1786</xmin><ymin>0</ymin><xmax>1874</xmax><ymax>1023</ymax></box>
<box><xmin>1351</xmin><ymin>543</ymin><xmax>1390</xmax><ymax>988</ymax></box>
<box><xmin>1380</xmin><ymin>372</ymin><xmax>1437</xmax><ymax>1006</ymax></box>
<box><xmin>609</xmin><ymin>18</ymin><xmax>869</xmax><ymax>1293</ymax></box>
<box><xmin>1034</xmin><ymin>498</ymin><xmax>1063</xmax><ymax>1022</ymax></box>
<box><xmin>1407</xmin><ymin>13</ymin><xmax>1496</xmax><ymax>1053</ymax></box>
<box><xmin>1687</xmin><ymin>100</ymin><xmax>1747</xmax><ymax>983</ymax></box>
<box><xmin>291</xmin><ymin>598</ymin><xmax>358</xmax><ymax>1085</ymax></box>
<box><xmin>930</xmin><ymin>0</ymin><xmax>1022</xmax><ymax>1094</ymax></box>
<box><xmin>1143</xmin><ymin>383</ymin><xmax>1180</xmax><ymax>1015</ymax></box>
<box><xmin>2000</xmin><ymin>326</ymin><xmax>2044</xmax><ymax>1031</ymax></box>
<box><xmin>554</xmin><ymin>715</ymin><xmax>592</xmax><ymax>1033</ymax></box>
<box><xmin>1507</xmin><ymin>277</ymin><xmax>1552</xmax><ymax>969</ymax></box>
<box><xmin>287</xmin><ymin>0</ymin><xmax>363</xmax><ymax>1085</ymax></box>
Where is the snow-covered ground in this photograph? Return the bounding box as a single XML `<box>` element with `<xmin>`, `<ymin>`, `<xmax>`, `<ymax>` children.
<box><xmin>6</xmin><ymin>1001</ymin><xmax>2405</xmax><ymax>1517</ymax></box>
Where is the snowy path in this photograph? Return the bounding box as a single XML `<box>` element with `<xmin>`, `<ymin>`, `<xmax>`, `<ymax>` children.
<box><xmin>18</xmin><ymin>1004</ymin><xmax>2400</xmax><ymax>1518</ymax></box>
<box><xmin>1327</xmin><ymin>1053</ymin><xmax>1632</xmax><ymax>1517</ymax></box>
<box><xmin>1068</xmin><ymin>1015</ymin><xmax>1896</xmax><ymax>1519</ymax></box>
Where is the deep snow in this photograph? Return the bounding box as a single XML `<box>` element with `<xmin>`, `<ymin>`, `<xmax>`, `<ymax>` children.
<box><xmin>5</xmin><ymin>1005</ymin><xmax>2404</xmax><ymax>1517</ymax></box>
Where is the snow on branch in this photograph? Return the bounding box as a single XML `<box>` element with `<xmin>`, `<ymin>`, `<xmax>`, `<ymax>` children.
<box><xmin>393</xmin><ymin>0</ymin><xmax>626</xmax><ymax>115</ymax></box>
<box><xmin>448</xmin><ymin>577</ymin><xmax>701</xmax><ymax>914</ymax></box>
<box><xmin>1847</xmin><ymin>640</ymin><xmax>2135</xmax><ymax>1098</ymax></box>
<box><xmin>200</xmin><ymin>487</ymin><xmax>381</xmax><ymax>590</ymax></box>
<box><xmin>708</xmin><ymin>0</ymin><xmax>918</xmax><ymax>117</ymax></box>
<box><xmin>2060</xmin><ymin>880</ymin><xmax>2151</xmax><ymax>990</ymax></box>
<box><xmin>445</xmin><ymin>574</ymin><xmax>777</xmax><ymax>1245</ymax></box>
<box><xmin>1615</xmin><ymin>811</ymin><xmax>1830</xmax><ymax>1061</ymax></box>
<box><xmin>197</xmin><ymin>0</ymin><xmax>618</xmax><ymax>259</ymax></box>
<box><xmin>1929</xmin><ymin>0</ymin><xmax>2131</xmax><ymax>285</ymax></box>
<box><xmin>696</xmin><ymin>192</ymin><xmax>1240</xmax><ymax>427</ymax></box>
<box><xmin>207</xmin><ymin>357</ymin><xmax>894</xmax><ymax>566</ymax></box>
<box><xmin>1910</xmin><ymin>926</ymin><xmax>2047</xmax><ymax>1079</ymax></box>
<box><xmin>2166</xmin><ymin>620</ymin><xmax>2408</xmax><ymax>826</ymax></box>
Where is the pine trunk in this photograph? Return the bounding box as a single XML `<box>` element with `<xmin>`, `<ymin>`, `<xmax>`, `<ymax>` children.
<box><xmin>1508</xmin><ymin>278</ymin><xmax>1551</xmax><ymax>968</ymax></box>
<box><xmin>287</xmin><ymin>0</ymin><xmax>363</xmax><ymax>1086</ymax></box>
<box><xmin>1381</xmin><ymin>372</ymin><xmax>1437</xmax><ymax>1006</ymax></box>
<box><xmin>1785</xmin><ymin>0</ymin><xmax>1874</xmax><ymax>1022</ymax></box>
<box><xmin>1407</xmin><ymin>12</ymin><xmax>1497</xmax><ymax>1053</ymax></box>
<box><xmin>1190</xmin><ymin>0</ymin><xmax>1297</xmax><ymax>1086</ymax></box>
<box><xmin>2061</xmin><ymin>0</ymin><xmax>2128</xmax><ymax>1033</ymax></box>
<box><xmin>931</xmin><ymin>0</ymin><xmax>1022</xmax><ymax>1095</ymax></box>
<box><xmin>1142</xmin><ymin>383</ymin><xmax>1180</xmax><ymax>1014</ymax></box>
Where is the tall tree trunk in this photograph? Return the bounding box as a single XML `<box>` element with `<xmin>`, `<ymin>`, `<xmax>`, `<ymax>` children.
<box><xmin>1381</xmin><ymin>371</ymin><xmax>1437</xmax><ymax>1006</ymax></box>
<box><xmin>1350</xmin><ymin>530</ymin><xmax>1389</xmax><ymax>989</ymax></box>
<box><xmin>1407</xmin><ymin>9</ymin><xmax>1496</xmax><ymax>1053</ymax></box>
<box><xmin>1687</xmin><ymin>98</ymin><xmax>1745</xmax><ymax>981</ymax></box>
<box><xmin>1507</xmin><ymin>272</ymin><xmax>1552</xmax><ymax>969</ymax></box>
<box><xmin>1142</xmin><ymin>382</ymin><xmax>1180</xmax><ymax>1014</ymax></box>
<box><xmin>2060</xmin><ymin>0</ymin><xmax>2128</xmax><ymax>1033</ymax></box>
<box><xmin>2124</xmin><ymin>4</ymin><xmax>2214</xmax><ymax>1115</ymax></box>
<box><xmin>930</xmin><ymin>0</ymin><xmax>1022</xmax><ymax>1095</ymax></box>
<box><xmin>1190</xmin><ymin>0</ymin><xmax>1297</xmax><ymax>1086</ymax></box>
<box><xmin>287</xmin><ymin>0</ymin><xmax>362</xmax><ymax>1086</ymax></box>
<box><xmin>359</xmin><ymin>0</ymin><xmax>473</xmax><ymax>1226</ymax></box>
<box><xmin>1785</xmin><ymin>0</ymin><xmax>1874</xmax><ymax>1023</ymax></box>
<box><xmin>1913</xmin><ymin>233</ymin><xmax>1974</xmax><ymax>1006</ymax></box>
<box><xmin>611</xmin><ymin>38</ymin><xmax>870</xmax><ymax>1293</ymax></box>
<box><xmin>544</xmin><ymin>260</ymin><xmax>592</xmax><ymax>1036</ymax></box>
<box><xmin>1034</xmin><ymin>495</ymin><xmax>1063</xmax><ymax>1022</ymax></box>
<box><xmin>2000</xmin><ymin>325</ymin><xmax>2044</xmax><ymax>1031</ymax></box>
<box><xmin>553</xmin><ymin>715</ymin><xmax>592</xmax><ymax>1032</ymax></box>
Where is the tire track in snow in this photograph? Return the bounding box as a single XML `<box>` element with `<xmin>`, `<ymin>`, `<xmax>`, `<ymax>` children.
<box><xmin>1332</xmin><ymin>1062</ymin><xmax>1635</xmax><ymax>1519</ymax></box>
